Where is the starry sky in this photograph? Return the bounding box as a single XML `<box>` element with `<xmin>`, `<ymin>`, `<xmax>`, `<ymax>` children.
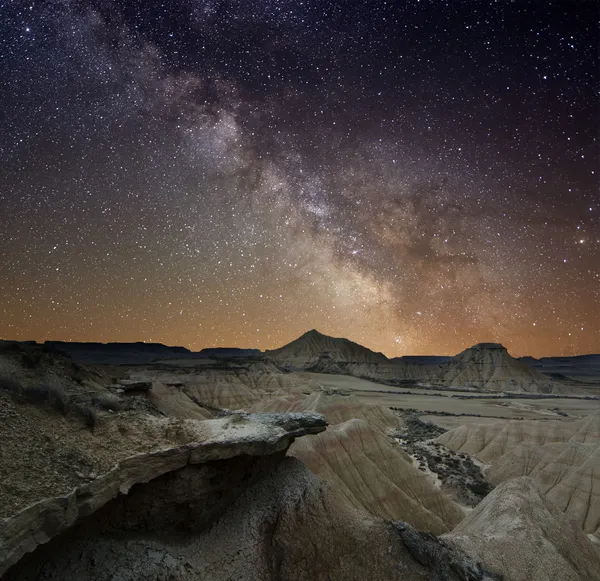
<box><xmin>0</xmin><ymin>0</ymin><xmax>598</xmax><ymax>357</ymax></box>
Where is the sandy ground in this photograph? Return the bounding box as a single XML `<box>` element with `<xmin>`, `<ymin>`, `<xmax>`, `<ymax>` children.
<box><xmin>420</xmin><ymin>415</ymin><xmax>509</xmax><ymax>429</ymax></box>
<box><xmin>292</xmin><ymin>372</ymin><xmax>600</xmax><ymax>420</ymax></box>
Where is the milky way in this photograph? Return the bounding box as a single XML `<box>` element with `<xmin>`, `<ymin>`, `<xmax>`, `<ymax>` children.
<box><xmin>0</xmin><ymin>0</ymin><xmax>598</xmax><ymax>356</ymax></box>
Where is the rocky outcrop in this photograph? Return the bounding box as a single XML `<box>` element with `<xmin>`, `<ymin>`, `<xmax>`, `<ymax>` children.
<box><xmin>438</xmin><ymin>414</ymin><xmax>600</xmax><ymax>539</ymax></box>
<box><xmin>5</xmin><ymin>458</ymin><xmax>500</xmax><ymax>581</ymax></box>
<box><xmin>251</xmin><ymin>391</ymin><xmax>404</xmax><ymax>432</ymax></box>
<box><xmin>445</xmin><ymin>477</ymin><xmax>600</xmax><ymax>581</ymax></box>
<box><xmin>436</xmin><ymin>343</ymin><xmax>556</xmax><ymax>392</ymax></box>
<box><xmin>291</xmin><ymin>418</ymin><xmax>465</xmax><ymax>533</ymax></box>
<box><xmin>395</xmin><ymin>522</ymin><xmax>501</xmax><ymax>581</ymax></box>
<box><xmin>0</xmin><ymin>412</ymin><xmax>326</xmax><ymax>576</ymax></box>
<box><xmin>265</xmin><ymin>329</ymin><xmax>389</xmax><ymax>369</ymax></box>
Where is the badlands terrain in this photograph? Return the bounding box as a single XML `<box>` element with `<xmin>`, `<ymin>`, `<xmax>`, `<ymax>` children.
<box><xmin>1</xmin><ymin>330</ymin><xmax>599</xmax><ymax>580</ymax></box>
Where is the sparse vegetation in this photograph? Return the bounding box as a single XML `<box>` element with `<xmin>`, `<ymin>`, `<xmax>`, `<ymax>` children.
<box><xmin>394</xmin><ymin>413</ymin><xmax>494</xmax><ymax>506</ymax></box>
<box><xmin>23</xmin><ymin>383</ymin><xmax>69</xmax><ymax>415</ymax></box>
<box><xmin>0</xmin><ymin>372</ymin><xmax>119</xmax><ymax>429</ymax></box>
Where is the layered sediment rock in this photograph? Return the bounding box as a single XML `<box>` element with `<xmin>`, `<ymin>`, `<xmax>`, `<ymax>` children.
<box><xmin>436</xmin><ymin>342</ymin><xmax>557</xmax><ymax>392</ymax></box>
<box><xmin>0</xmin><ymin>412</ymin><xmax>326</xmax><ymax>576</ymax></box>
<box><xmin>437</xmin><ymin>414</ymin><xmax>600</xmax><ymax>538</ymax></box>
<box><xmin>445</xmin><ymin>477</ymin><xmax>600</xmax><ymax>581</ymax></box>
<box><xmin>5</xmin><ymin>458</ymin><xmax>500</xmax><ymax>581</ymax></box>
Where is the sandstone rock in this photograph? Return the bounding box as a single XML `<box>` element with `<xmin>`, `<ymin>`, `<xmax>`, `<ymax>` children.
<box><xmin>436</xmin><ymin>342</ymin><xmax>556</xmax><ymax>392</ymax></box>
<box><xmin>4</xmin><ymin>458</ymin><xmax>499</xmax><ymax>581</ymax></box>
<box><xmin>0</xmin><ymin>412</ymin><xmax>326</xmax><ymax>576</ymax></box>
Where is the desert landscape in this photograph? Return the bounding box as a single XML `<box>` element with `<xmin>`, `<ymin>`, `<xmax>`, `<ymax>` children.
<box><xmin>1</xmin><ymin>1</ymin><xmax>597</xmax><ymax>580</ymax></box>
<box><xmin>1</xmin><ymin>331</ymin><xmax>599</xmax><ymax>580</ymax></box>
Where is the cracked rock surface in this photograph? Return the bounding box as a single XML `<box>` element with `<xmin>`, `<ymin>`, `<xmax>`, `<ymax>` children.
<box><xmin>4</xmin><ymin>458</ymin><xmax>502</xmax><ymax>581</ymax></box>
<box><xmin>0</xmin><ymin>409</ymin><xmax>326</xmax><ymax>576</ymax></box>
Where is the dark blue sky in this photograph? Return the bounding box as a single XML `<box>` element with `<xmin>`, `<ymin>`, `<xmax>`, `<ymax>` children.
<box><xmin>0</xmin><ymin>0</ymin><xmax>597</xmax><ymax>356</ymax></box>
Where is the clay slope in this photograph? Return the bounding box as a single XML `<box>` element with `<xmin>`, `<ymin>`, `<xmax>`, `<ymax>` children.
<box><xmin>131</xmin><ymin>359</ymin><xmax>313</xmax><ymax>411</ymax></box>
<box><xmin>445</xmin><ymin>477</ymin><xmax>600</xmax><ymax>581</ymax></box>
<box><xmin>437</xmin><ymin>342</ymin><xmax>556</xmax><ymax>392</ymax></box>
<box><xmin>292</xmin><ymin>418</ymin><xmax>465</xmax><ymax>533</ymax></box>
<box><xmin>251</xmin><ymin>391</ymin><xmax>403</xmax><ymax>432</ymax></box>
<box><xmin>487</xmin><ymin>441</ymin><xmax>600</xmax><ymax>537</ymax></box>
<box><xmin>436</xmin><ymin>414</ymin><xmax>600</xmax><ymax>464</ymax></box>
<box><xmin>5</xmin><ymin>458</ymin><xmax>499</xmax><ymax>581</ymax></box>
<box><xmin>438</xmin><ymin>414</ymin><xmax>600</xmax><ymax>537</ymax></box>
<box><xmin>254</xmin><ymin>392</ymin><xmax>463</xmax><ymax>532</ymax></box>
<box><xmin>265</xmin><ymin>328</ymin><xmax>388</xmax><ymax>368</ymax></box>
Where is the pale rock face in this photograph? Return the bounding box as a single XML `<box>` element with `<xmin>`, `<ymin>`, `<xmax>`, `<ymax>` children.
<box><xmin>436</xmin><ymin>342</ymin><xmax>557</xmax><ymax>392</ymax></box>
<box><xmin>265</xmin><ymin>329</ymin><xmax>389</xmax><ymax>368</ymax></box>
<box><xmin>292</xmin><ymin>418</ymin><xmax>465</xmax><ymax>534</ymax></box>
<box><xmin>445</xmin><ymin>477</ymin><xmax>600</xmax><ymax>581</ymax></box>
<box><xmin>5</xmin><ymin>458</ymin><xmax>499</xmax><ymax>581</ymax></box>
<box><xmin>0</xmin><ymin>411</ymin><xmax>327</xmax><ymax>577</ymax></box>
<box><xmin>438</xmin><ymin>414</ymin><xmax>600</xmax><ymax>538</ymax></box>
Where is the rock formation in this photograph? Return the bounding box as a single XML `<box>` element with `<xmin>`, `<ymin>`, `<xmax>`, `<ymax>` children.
<box><xmin>1</xmin><ymin>348</ymin><xmax>501</xmax><ymax>581</ymax></box>
<box><xmin>436</xmin><ymin>342</ymin><xmax>557</xmax><ymax>392</ymax></box>
<box><xmin>265</xmin><ymin>328</ymin><xmax>389</xmax><ymax>368</ymax></box>
<box><xmin>437</xmin><ymin>414</ymin><xmax>600</xmax><ymax>539</ymax></box>
<box><xmin>436</xmin><ymin>414</ymin><xmax>600</xmax><ymax>464</ymax></box>
<box><xmin>266</xmin><ymin>331</ymin><xmax>561</xmax><ymax>392</ymax></box>
<box><xmin>445</xmin><ymin>477</ymin><xmax>600</xmax><ymax>581</ymax></box>
<box><xmin>253</xmin><ymin>392</ymin><xmax>464</xmax><ymax>532</ymax></box>
<box><xmin>4</xmin><ymin>458</ymin><xmax>500</xmax><ymax>581</ymax></box>
<box><xmin>0</xmin><ymin>404</ymin><xmax>326</xmax><ymax>576</ymax></box>
<box><xmin>292</xmin><ymin>418</ymin><xmax>465</xmax><ymax>533</ymax></box>
<box><xmin>3</xmin><ymin>337</ymin><xmax>597</xmax><ymax>580</ymax></box>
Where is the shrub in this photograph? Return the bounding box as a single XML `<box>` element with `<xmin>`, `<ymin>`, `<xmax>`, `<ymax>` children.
<box><xmin>23</xmin><ymin>384</ymin><xmax>69</xmax><ymax>415</ymax></box>
<box><xmin>468</xmin><ymin>481</ymin><xmax>492</xmax><ymax>496</ymax></box>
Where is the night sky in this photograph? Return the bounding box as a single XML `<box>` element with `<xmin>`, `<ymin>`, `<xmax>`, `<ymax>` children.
<box><xmin>0</xmin><ymin>1</ymin><xmax>598</xmax><ymax>357</ymax></box>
